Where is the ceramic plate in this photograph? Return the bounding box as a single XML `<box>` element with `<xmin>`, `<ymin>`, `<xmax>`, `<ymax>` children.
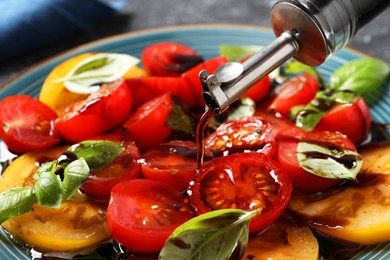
<box><xmin>0</xmin><ymin>25</ymin><xmax>389</xmax><ymax>259</ymax></box>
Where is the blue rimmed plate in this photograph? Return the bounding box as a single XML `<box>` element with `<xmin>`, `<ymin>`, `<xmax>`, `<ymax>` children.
<box><xmin>0</xmin><ymin>24</ymin><xmax>389</xmax><ymax>259</ymax></box>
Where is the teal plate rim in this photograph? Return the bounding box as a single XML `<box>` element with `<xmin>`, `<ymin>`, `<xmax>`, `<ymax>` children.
<box><xmin>0</xmin><ymin>24</ymin><xmax>389</xmax><ymax>260</ymax></box>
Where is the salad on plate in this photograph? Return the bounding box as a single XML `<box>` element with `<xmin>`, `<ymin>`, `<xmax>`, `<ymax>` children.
<box><xmin>0</xmin><ymin>38</ymin><xmax>389</xmax><ymax>260</ymax></box>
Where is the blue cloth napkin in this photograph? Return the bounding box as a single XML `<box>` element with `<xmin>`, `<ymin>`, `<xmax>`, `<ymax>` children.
<box><xmin>0</xmin><ymin>0</ymin><xmax>126</xmax><ymax>62</ymax></box>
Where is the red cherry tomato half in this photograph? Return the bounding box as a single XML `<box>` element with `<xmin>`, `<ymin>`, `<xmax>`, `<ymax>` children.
<box><xmin>180</xmin><ymin>56</ymin><xmax>228</xmax><ymax>107</ymax></box>
<box><xmin>275</xmin><ymin>128</ymin><xmax>357</xmax><ymax>192</ymax></box>
<box><xmin>125</xmin><ymin>77</ymin><xmax>181</xmax><ymax>107</ymax></box>
<box><xmin>0</xmin><ymin>95</ymin><xmax>60</xmax><ymax>154</ymax></box>
<box><xmin>267</xmin><ymin>73</ymin><xmax>319</xmax><ymax>116</ymax></box>
<box><xmin>205</xmin><ymin>116</ymin><xmax>275</xmax><ymax>158</ymax></box>
<box><xmin>239</xmin><ymin>55</ymin><xmax>271</xmax><ymax>103</ymax></box>
<box><xmin>315</xmin><ymin>97</ymin><xmax>371</xmax><ymax>144</ymax></box>
<box><xmin>188</xmin><ymin>152</ymin><xmax>292</xmax><ymax>233</ymax></box>
<box><xmin>243</xmin><ymin>75</ymin><xmax>271</xmax><ymax>103</ymax></box>
<box><xmin>55</xmin><ymin>79</ymin><xmax>132</xmax><ymax>143</ymax></box>
<box><xmin>81</xmin><ymin>133</ymin><xmax>142</xmax><ymax>199</ymax></box>
<box><xmin>117</xmin><ymin>93</ymin><xmax>173</xmax><ymax>151</ymax></box>
<box><xmin>106</xmin><ymin>179</ymin><xmax>195</xmax><ymax>253</ymax></box>
<box><xmin>141</xmin><ymin>140</ymin><xmax>213</xmax><ymax>191</ymax></box>
<box><xmin>141</xmin><ymin>42</ymin><xmax>204</xmax><ymax>77</ymax></box>
<box><xmin>255</xmin><ymin>108</ymin><xmax>296</xmax><ymax>136</ymax></box>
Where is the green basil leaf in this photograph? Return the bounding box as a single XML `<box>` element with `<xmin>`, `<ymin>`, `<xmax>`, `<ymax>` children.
<box><xmin>283</xmin><ymin>60</ymin><xmax>319</xmax><ymax>79</ymax></box>
<box><xmin>329</xmin><ymin>58</ymin><xmax>390</xmax><ymax>95</ymax></box>
<box><xmin>159</xmin><ymin>209</ymin><xmax>258</xmax><ymax>260</ymax></box>
<box><xmin>54</xmin><ymin>53</ymin><xmax>140</xmax><ymax>94</ymax></box>
<box><xmin>291</xmin><ymin>105</ymin><xmax>325</xmax><ymax>132</ymax></box>
<box><xmin>219</xmin><ymin>45</ymin><xmax>262</xmax><ymax>62</ymax></box>
<box><xmin>62</xmin><ymin>158</ymin><xmax>90</xmax><ymax>200</ymax></box>
<box><xmin>34</xmin><ymin>161</ymin><xmax>59</xmax><ymax>178</ymax></box>
<box><xmin>226</xmin><ymin>96</ymin><xmax>256</xmax><ymax>121</ymax></box>
<box><xmin>297</xmin><ymin>142</ymin><xmax>363</xmax><ymax>180</ymax></box>
<box><xmin>68</xmin><ymin>140</ymin><xmax>124</xmax><ymax>172</ymax></box>
<box><xmin>74</xmin><ymin>57</ymin><xmax>108</xmax><ymax>75</ymax></box>
<box><xmin>291</xmin><ymin>89</ymin><xmax>358</xmax><ymax>131</ymax></box>
<box><xmin>166</xmin><ymin>97</ymin><xmax>197</xmax><ymax>135</ymax></box>
<box><xmin>209</xmin><ymin>97</ymin><xmax>256</xmax><ymax>130</ymax></box>
<box><xmin>0</xmin><ymin>187</ymin><xmax>35</xmax><ymax>224</ymax></box>
<box><xmin>34</xmin><ymin>171</ymin><xmax>62</xmax><ymax>208</ymax></box>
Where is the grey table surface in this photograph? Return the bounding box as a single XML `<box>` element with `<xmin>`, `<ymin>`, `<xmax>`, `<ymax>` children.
<box><xmin>0</xmin><ymin>0</ymin><xmax>389</xmax><ymax>87</ymax></box>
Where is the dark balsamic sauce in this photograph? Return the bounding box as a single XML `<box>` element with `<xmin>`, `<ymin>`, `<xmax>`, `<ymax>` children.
<box><xmin>195</xmin><ymin>109</ymin><xmax>216</xmax><ymax>169</ymax></box>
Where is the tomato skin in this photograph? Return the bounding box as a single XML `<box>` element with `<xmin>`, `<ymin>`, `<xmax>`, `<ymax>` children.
<box><xmin>125</xmin><ymin>77</ymin><xmax>181</xmax><ymax>108</ymax></box>
<box><xmin>55</xmin><ymin>79</ymin><xmax>132</xmax><ymax>143</ymax></box>
<box><xmin>141</xmin><ymin>42</ymin><xmax>203</xmax><ymax>77</ymax></box>
<box><xmin>106</xmin><ymin>179</ymin><xmax>194</xmax><ymax>253</ymax></box>
<box><xmin>266</xmin><ymin>73</ymin><xmax>319</xmax><ymax>116</ymax></box>
<box><xmin>205</xmin><ymin>116</ymin><xmax>275</xmax><ymax>158</ymax></box>
<box><xmin>117</xmin><ymin>93</ymin><xmax>172</xmax><ymax>151</ymax></box>
<box><xmin>188</xmin><ymin>152</ymin><xmax>292</xmax><ymax>233</ymax></box>
<box><xmin>275</xmin><ymin>128</ymin><xmax>357</xmax><ymax>192</ymax></box>
<box><xmin>180</xmin><ymin>56</ymin><xmax>228</xmax><ymax>107</ymax></box>
<box><xmin>243</xmin><ymin>75</ymin><xmax>271</xmax><ymax>103</ymax></box>
<box><xmin>0</xmin><ymin>95</ymin><xmax>60</xmax><ymax>153</ymax></box>
<box><xmin>315</xmin><ymin>97</ymin><xmax>371</xmax><ymax>144</ymax></box>
<box><xmin>81</xmin><ymin>133</ymin><xmax>142</xmax><ymax>199</ymax></box>
<box><xmin>239</xmin><ymin>55</ymin><xmax>271</xmax><ymax>103</ymax></box>
<box><xmin>141</xmin><ymin>140</ymin><xmax>213</xmax><ymax>191</ymax></box>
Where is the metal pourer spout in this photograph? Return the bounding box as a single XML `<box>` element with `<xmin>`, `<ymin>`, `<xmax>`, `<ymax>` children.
<box><xmin>200</xmin><ymin>32</ymin><xmax>299</xmax><ymax>114</ymax></box>
<box><xmin>200</xmin><ymin>0</ymin><xmax>390</xmax><ymax>115</ymax></box>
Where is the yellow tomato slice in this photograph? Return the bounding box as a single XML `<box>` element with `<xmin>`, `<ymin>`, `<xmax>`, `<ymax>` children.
<box><xmin>289</xmin><ymin>141</ymin><xmax>390</xmax><ymax>245</ymax></box>
<box><xmin>0</xmin><ymin>146</ymin><xmax>111</xmax><ymax>253</ymax></box>
<box><xmin>39</xmin><ymin>53</ymin><xmax>146</xmax><ymax>115</ymax></box>
<box><xmin>242</xmin><ymin>213</ymin><xmax>319</xmax><ymax>260</ymax></box>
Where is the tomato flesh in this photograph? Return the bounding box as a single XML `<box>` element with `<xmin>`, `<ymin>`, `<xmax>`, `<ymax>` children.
<box><xmin>205</xmin><ymin>116</ymin><xmax>275</xmax><ymax>157</ymax></box>
<box><xmin>0</xmin><ymin>95</ymin><xmax>60</xmax><ymax>153</ymax></box>
<box><xmin>55</xmin><ymin>79</ymin><xmax>132</xmax><ymax>143</ymax></box>
<box><xmin>141</xmin><ymin>140</ymin><xmax>214</xmax><ymax>191</ymax></box>
<box><xmin>188</xmin><ymin>152</ymin><xmax>292</xmax><ymax>233</ymax></box>
<box><xmin>106</xmin><ymin>179</ymin><xmax>194</xmax><ymax>253</ymax></box>
<box><xmin>81</xmin><ymin>133</ymin><xmax>142</xmax><ymax>199</ymax></box>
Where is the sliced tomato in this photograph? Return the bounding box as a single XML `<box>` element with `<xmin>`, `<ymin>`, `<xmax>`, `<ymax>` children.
<box><xmin>188</xmin><ymin>152</ymin><xmax>292</xmax><ymax>233</ymax></box>
<box><xmin>243</xmin><ymin>212</ymin><xmax>319</xmax><ymax>260</ymax></box>
<box><xmin>314</xmin><ymin>97</ymin><xmax>371</xmax><ymax>144</ymax></box>
<box><xmin>205</xmin><ymin>116</ymin><xmax>275</xmax><ymax>157</ymax></box>
<box><xmin>266</xmin><ymin>73</ymin><xmax>319</xmax><ymax>116</ymax></box>
<box><xmin>80</xmin><ymin>133</ymin><xmax>142</xmax><ymax>199</ymax></box>
<box><xmin>106</xmin><ymin>179</ymin><xmax>195</xmax><ymax>253</ymax></box>
<box><xmin>141</xmin><ymin>140</ymin><xmax>213</xmax><ymax>191</ymax></box>
<box><xmin>116</xmin><ymin>93</ymin><xmax>172</xmax><ymax>151</ymax></box>
<box><xmin>289</xmin><ymin>142</ymin><xmax>390</xmax><ymax>245</ymax></box>
<box><xmin>141</xmin><ymin>42</ymin><xmax>203</xmax><ymax>77</ymax></box>
<box><xmin>125</xmin><ymin>77</ymin><xmax>181</xmax><ymax>107</ymax></box>
<box><xmin>255</xmin><ymin>108</ymin><xmax>296</xmax><ymax>136</ymax></box>
<box><xmin>180</xmin><ymin>56</ymin><xmax>228</xmax><ymax>107</ymax></box>
<box><xmin>275</xmin><ymin>128</ymin><xmax>358</xmax><ymax>192</ymax></box>
<box><xmin>55</xmin><ymin>79</ymin><xmax>132</xmax><ymax>143</ymax></box>
<box><xmin>0</xmin><ymin>95</ymin><xmax>60</xmax><ymax>153</ymax></box>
